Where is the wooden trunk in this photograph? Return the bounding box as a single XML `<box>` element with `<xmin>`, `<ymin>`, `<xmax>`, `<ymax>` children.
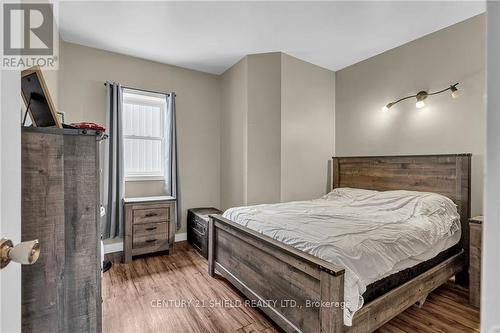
<box><xmin>187</xmin><ymin>208</ymin><xmax>222</xmax><ymax>259</ymax></box>
<box><xmin>21</xmin><ymin>127</ymin><xmax>102</xmax><ymax>333</ymax></box>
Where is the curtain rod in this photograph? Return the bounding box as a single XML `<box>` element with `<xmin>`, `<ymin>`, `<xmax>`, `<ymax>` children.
<box><xmin>104</xmin><ymin>82</ymin><xmax>176</xmax><ymax>97</ymax></box>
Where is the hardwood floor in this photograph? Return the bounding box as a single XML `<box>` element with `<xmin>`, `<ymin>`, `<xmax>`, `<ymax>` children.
<box><xmin>102</xmin><ymin>242</ymin><xmax>479</xmax><ymax>333</ymax></box>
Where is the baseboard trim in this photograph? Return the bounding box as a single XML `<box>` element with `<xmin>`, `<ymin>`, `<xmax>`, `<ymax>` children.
<box><xmin>103</xmin><ymin>238</ymin><xmax>123</xmax><ymax>254</ymax></box>
<box><xmin>103</xmin><ymin>232</ymin><xmax>188</xmax><ymax>254</ymax></box>
<box><xmin>175</xmin><ymin>232</ymin><xmax>187</xmax><ymax>242</ymax></box>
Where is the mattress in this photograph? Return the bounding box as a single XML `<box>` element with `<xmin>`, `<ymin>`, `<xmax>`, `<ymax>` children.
<box><xmin>362</xmin><ymin>242</ymin><xmax>461</xmax><ymax>304</ymax></box>
<box><xmin>222</xmin><ymin>187</ymin><xmax>461</xmax><ymax>326</ymax></box>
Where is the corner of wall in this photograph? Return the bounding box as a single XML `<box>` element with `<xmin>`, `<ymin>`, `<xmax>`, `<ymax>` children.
<box><xmin>332</xmin><ymin>70</ymin><xmax>336</xmax><ymax>158</ymax></box>
<box><xmin>221</xmin><ymin>52</ymin><xmax>336</xmax><ymax>207</ymax></box>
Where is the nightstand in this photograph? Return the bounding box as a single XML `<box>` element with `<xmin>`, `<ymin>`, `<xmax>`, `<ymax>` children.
<box><xmin>469</xmin><ymin>215</ymin><xmax>483</xmax><ymax>308</ymax></box>
<box><xmin>123</xmin><ymin>196</ymin><xmax>176</xmax><ymax>263</ymax></box>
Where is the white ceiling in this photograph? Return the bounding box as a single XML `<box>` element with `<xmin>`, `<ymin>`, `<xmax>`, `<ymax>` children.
<box><xmin>57</xmin><ymin>1</ymin><xmax>485</xmax><ymax>75</ymax></box>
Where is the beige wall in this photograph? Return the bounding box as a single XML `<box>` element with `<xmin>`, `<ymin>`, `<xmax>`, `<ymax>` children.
<box><xmin>220</xmin><ymin>53</ymin><xmax>283</xmax><ymax>209</ymax></box>
<box><xmin>220</xmin><ymin>52</ymin><xmax>336</xmax><ymax>209</ymax></box>
<box><xmin>246</xmin><ymin>53</ymin><xmax>282</xmax><ymax>205</ymax></box>
<box><xmin>335</xmin><ymin>14</ymin><xmax>485</xmax><ymax>216</ymax></box>
<box><xmin>59</xmin><ymin>42</ymin><xmax>221</xmax><ymax>233</ymax></box>
<box><xmin>220</xmin><ymin>57</ymin><xmax>247</xmax><ymax>209</ymax></box>
<box><xmin>281</xmin><ymin>54</ymin><xmax>335</xmax><ymax>202</ymax></box>
<box><xmin>42</xmin><ymin>69</ymin><xmax>59</xmax><ymax>109</ymax></box>
<box><xmin>56</xmin><ymin>14</ymin><xmax>484</xmax><ymax>230</ymax></box>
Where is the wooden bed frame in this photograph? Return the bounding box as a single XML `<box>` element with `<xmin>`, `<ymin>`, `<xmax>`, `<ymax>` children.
<box><xmin>208</xmin><ymin>154</ymin><xmax>471</xmax><ymax>333</ymax></box>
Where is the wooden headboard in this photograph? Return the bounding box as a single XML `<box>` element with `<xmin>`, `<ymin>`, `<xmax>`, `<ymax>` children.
<box><xmin>331</xmin><ymin>154</ymin><xmax>471</xmax><ymax>284</ymax></box>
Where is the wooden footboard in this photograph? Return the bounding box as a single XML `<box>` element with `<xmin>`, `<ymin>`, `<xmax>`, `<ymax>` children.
<box><xmin>347</xmin><ymin>250</ymin><xmax>464</xmax><ymax>333</ymax></box>
<box><xmin>209</xmin><ymin>214</ymin><xmax>465</xmax><ymax>333</ymax></box>
<box><xmin>208</xmin><ymin>214</ymin><xmax>346</xmax><ymax>333</ymax></box>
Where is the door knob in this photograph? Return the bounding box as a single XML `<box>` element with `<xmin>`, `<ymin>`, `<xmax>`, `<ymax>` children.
<box><xmin>0</xmin><ymin>238</ymin><xmax>40</xmax><ymax>269</ymax></box>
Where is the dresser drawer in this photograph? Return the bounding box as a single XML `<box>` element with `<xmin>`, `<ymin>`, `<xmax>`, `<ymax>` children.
<box><xmin>133</xmin><ymin>207</ymin><xmax>169</xmax><ymax>224</ymax></box>
<box><xmin>133</xmin><ymin>232</ymin><xmax>168</xmax><ymax>249</ymax></box>
<box><xmin>133</xmin><ymin>222</ymin><xmax>168</xmax><ymax>238</ymax></box>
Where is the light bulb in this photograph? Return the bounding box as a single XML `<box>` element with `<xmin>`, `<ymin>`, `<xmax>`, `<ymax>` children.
<box><xmin>450</xmin><ymin>85</ymin><xmax>461</xmax><ymax>99</ymax></box>
<box><xmin>416</xmin><ymin>101</ymin><xmax>425</xmax><ymax>109</ymax></box>
<box><xmin>382</xmin><ymin>103</ymin><xmax>393</xmax><ymax>113</ymax></box>
<box><xmin>451</xmin><ymin>90</ymin><xmax>461</xmax><ymax>99</ymax></box>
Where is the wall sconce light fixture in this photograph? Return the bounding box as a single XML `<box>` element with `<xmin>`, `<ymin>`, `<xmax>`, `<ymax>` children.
<box><xmin>382</xmin><ymin>83</ymin><xmax>460</xmax><ymax>112</ymax></box>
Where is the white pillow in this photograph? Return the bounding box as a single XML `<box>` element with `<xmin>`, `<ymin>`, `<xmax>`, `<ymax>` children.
<box><xmin>322</xmin><ymin>187</ymin><xmax>378</xmax><ymax>201</ymax></box>
<box><xmin>323</xmin><ymin>187</ymin><xmax>458</xmax><ymax>217</ymax></box>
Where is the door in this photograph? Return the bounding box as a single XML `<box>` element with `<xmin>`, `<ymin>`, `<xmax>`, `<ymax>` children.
<box><xmin>0</xmin><ymin>68</ymin><xmax>22</xmax><ymax>332</ymax></box>
<box><xmin>484</xmin><ymin>1</ymin><xmax>500</xmax><ymax>331</ymax></box>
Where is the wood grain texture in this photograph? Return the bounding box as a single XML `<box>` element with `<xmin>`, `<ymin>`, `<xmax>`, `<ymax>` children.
<box><xmin>124</xmin><ymin>200</ymin><xmax>176</xmax><ymax>263</ymax></box>
<box><xmin>347</xmin><ymin>251</ymin><xmax>464</xmax><ymax>333</ymax></box>
<box><xmin>332</xmin><ymin>155</ymin><xmax>470</xmax><ymax>202</ymax></box>
<box><xmin>469</xmin><ymin>221</ymin><xmax>481</xmax><ymax>307</ymax></box>
<box><xmin>133</xmin><ymin>221</ymin><xmax>168</xmax><ymax>237</ymax></box>
<box><xmin>378</xmin><ymin>283</ymin><xmax>479</xmax><ymax>333</ymax></box>
<box><xmin>21</xmin><ymin>129</ymin><xmax>101</xmax><ymax>333</ymax></box>
<box><xmin>209</xmin><ymin>215</ymin><xmax>344</xmax><ymax>333</ymax></box>
<box><xmin>62</xmin><ymin>134</ymin><xmax>101</xmax><ymax>333</ymax></box>
<box><xmin>102</xmin><ymin>242</ymin><xmax>480</xmax><ymax>333</ymax></box>
<box><xmin>22</xmin><ymin>132</ymin><xmax>65</xmax><ymax>333</ymax></box>
<box><xmin>215</xmin><ymin>230</ymin><xmax>320</xmax><ymax>332</ymax></box>
<box><xmin>320</xmin><ymin>270</ymin><xmax>344</xmax><ymax>332</ymax></box>
<box><xmin>124</xmin><ymin>204</ymin><xmax>134</xmax><ymax>263</ymax></box>
<box><xmin>133</xmin><ymin>207</ymin><xmax>170</xmax><ymax>224</ymax></box>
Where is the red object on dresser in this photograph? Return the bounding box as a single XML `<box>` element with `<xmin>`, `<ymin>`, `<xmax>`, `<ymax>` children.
<box><xmin>70</xmin><ymin>122</ymin><xmax>106</xmax><ymax>132</ymax></box>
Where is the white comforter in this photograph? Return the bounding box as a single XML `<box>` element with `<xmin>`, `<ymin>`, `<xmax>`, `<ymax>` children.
<box><xmin>223</xmin><ymin>188</ymin><xmax>461</xmax><ymax>326</ymax></box>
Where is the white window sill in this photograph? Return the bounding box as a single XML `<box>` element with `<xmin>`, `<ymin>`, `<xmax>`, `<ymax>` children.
<box><xmin>125</xmin><ymin>176</ymin><xmax>165</xmax><ymax>182</ymax></box>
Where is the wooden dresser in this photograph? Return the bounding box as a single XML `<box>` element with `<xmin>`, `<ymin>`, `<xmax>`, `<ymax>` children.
<box><xmin>21</xmin><ymin>127</ymin><xmax>102</xmax><ymax>332</ymax></box>
<box><xmin>124</xmin><ymin>196</ymin><xmax>176</xmax><ymax>262</ymax></box>
<box><xmin>469</xmin><ymin>215</ymin><xmax>483</xmax><ymax>308</ymax></box>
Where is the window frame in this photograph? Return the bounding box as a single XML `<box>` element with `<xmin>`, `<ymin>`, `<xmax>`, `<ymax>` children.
<box><xmin>122</xmin><ymin>89</ymin><xmax>167</xmax><ymax>181</ymax></box>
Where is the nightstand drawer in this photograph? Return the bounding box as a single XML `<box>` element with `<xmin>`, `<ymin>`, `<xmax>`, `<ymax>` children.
<box><xmin>133</xmin><ymin>207</ymin><xmax>169</xmax><ymax>224</ymax></box>
<box><xmin>133</xmin><ymin>232</ymin><xmax>168</xmax><ymax>249</ymax></box>
<box><xmin>133</xmin><ymin>222</ymin><xmax>168</xmax><ymax>238</ymax></box>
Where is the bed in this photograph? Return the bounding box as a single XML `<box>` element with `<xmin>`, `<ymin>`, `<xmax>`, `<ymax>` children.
<box><xmin>208</xmin><ymin>154</ymin><xmax>471</xmax><ymax>333</ymax></box>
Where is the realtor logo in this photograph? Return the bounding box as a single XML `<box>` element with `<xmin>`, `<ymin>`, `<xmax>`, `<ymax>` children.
<box><xmin>2</xmin><ymin>3</ymin><xmax>58</xmax><ymax>69</ymax></box>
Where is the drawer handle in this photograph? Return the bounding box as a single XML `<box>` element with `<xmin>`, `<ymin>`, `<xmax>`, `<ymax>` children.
<box><xmin>145</xmin><ymin>239</ymin><xmax>156</xmax><ymax>243</ymax></box>
<box><xmin>145</xmin><ymin>227</ymin><xmax>157</xmax><ymax>231</ymax></box>
<box><xmin>144</xmin><ymin>213</ymin><xmax>158</xmax><ymax>217</ymax></box>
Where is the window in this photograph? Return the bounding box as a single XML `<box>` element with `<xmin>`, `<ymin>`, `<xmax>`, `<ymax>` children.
<box><xmin>122</xmin><ymin>89</ymin><xmax>167</xmax><ymax>181</ymax></box>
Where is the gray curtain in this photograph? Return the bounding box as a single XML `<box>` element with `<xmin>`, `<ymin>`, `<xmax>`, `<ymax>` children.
<box><xmin>164</xmin><ymin>93</ymin><xmax>181</xmax><ymax>230</ymax></box>
<box><xmin>102</xmin><ymin>82</ymin><xmax>125</xmax><ymax>239</ymax></box>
